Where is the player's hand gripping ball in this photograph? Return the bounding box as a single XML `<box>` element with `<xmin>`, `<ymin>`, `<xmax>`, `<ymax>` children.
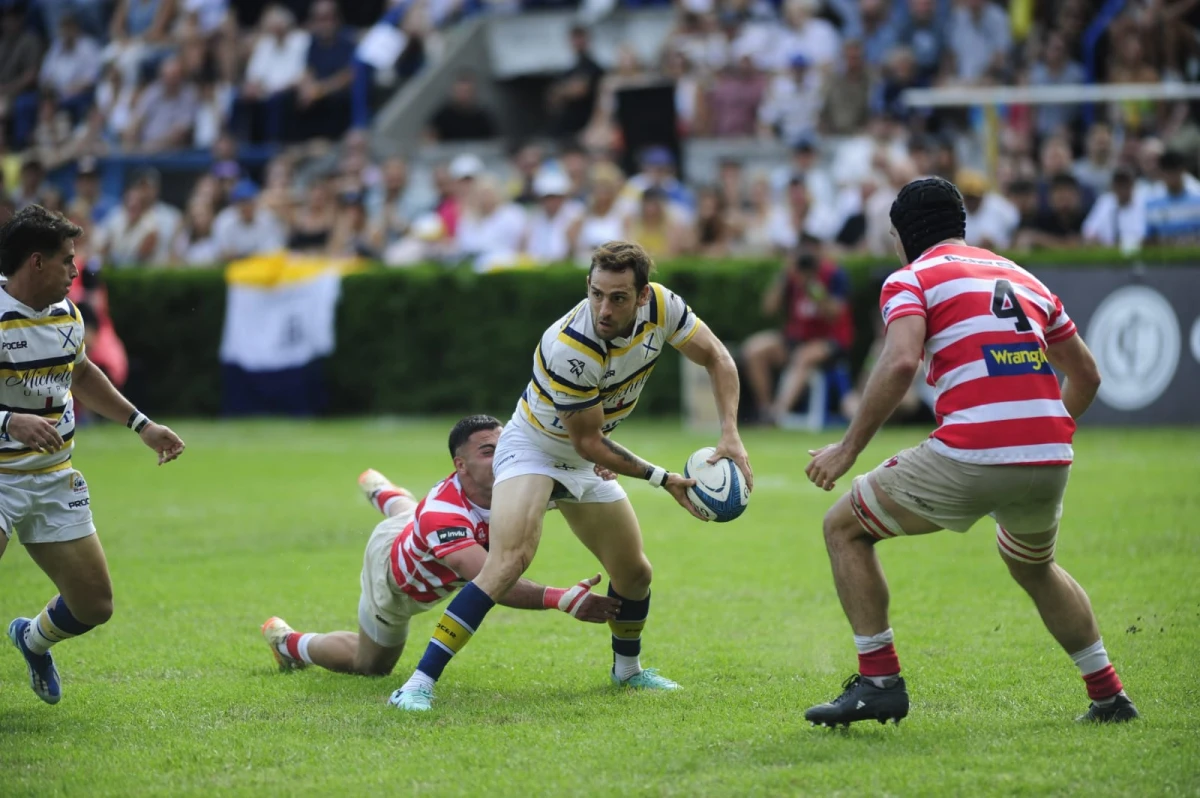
<box><xmin>683</xmin><ymin>447</ymin><xmax>750</xmax><ymax>522</ymax></box>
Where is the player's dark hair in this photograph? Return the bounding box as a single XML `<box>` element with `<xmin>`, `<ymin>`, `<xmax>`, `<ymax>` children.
<box><xmin>448</xmin><ymin>414</ymin><xmax>502</xmax><ymax>457</ymax></box>
<box><xmin>889</xmin><ymin>176</ymin><xmax>966</xmax><ymax>263</ymax></box>
<box><xmin>589</xmin><ymin>240</ymin><xmax>654</xmax><ymax>292</ymax></box>
<box><xmin>0</xmin><ymin>205</ymin><xmax>82</xmax><ymax>277</ymax></box>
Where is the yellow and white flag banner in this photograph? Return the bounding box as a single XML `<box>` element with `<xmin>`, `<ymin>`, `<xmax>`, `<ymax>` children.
<box><xmin>218</xmin><ymin>253</ymin><xmax>364</xmax><ymax>372</ymax></box>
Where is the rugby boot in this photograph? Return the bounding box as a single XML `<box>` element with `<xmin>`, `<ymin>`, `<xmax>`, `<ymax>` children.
<box><xmin>8</xmin><ymin>618</ymin><xmax>61</xmax><ymax>704</ymax></box>
<box><xmin>261</xmin><ymin>616</ymin><xmax>306</xmax><ymax>671</ymax></box>
<box><xmin>805</xmin><ymin>673</ymin><xmax>909</xmax><ymax>727</ymax></box>
<box><xmin>1076</xmin><ymin>693</ymin><xmax>1139</xmax><ymax>723</ymax></box>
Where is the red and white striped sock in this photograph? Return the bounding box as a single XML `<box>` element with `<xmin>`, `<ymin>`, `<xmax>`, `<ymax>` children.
<box><xmin>371</xmin><ymin>490</ymin><xmax>407</xmax><ymax>516</ymax></box>
<box><xmin>1071</xmin><ymin>639</ymin><xmax>1124</xmax><ymax>704</ymax></box>
<box><xmin>280</xmin><ymin>632</ymin><xmax>316</xmax><ymax>665</ymax></box>
<box><xmin>855</xmin><ymin>628</ymin><xmax>901</xmax><ymax>687</ymax></box>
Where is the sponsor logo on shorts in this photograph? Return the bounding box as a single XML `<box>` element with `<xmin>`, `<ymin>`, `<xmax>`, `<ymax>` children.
<box><xmin>1</xmin><ymin>340</ymin><xmax>27</xmax><ymax>350</ymax></box>
<box><xmin>553</xmin><ymin>461</ymin><xmax>576</xmax><ymax>471</ymax></box>
<box><xmin>68</xmin><ymin>498</ymin><xmax>90</xmax><ymax>508</ymax></box>
<box><xmin>435</xmin><ymin>526</ymin><xmax>470</xmax><ymax>544</ymax></box>
<box><xmin>375</xmin><ymin>614</ymin><xmax>391</xmax><ymax>626</ymax></box>
<box><xmin>883</xmin><ymin>456</ymin><xmax>900</xmax><ymax>468</ymax></box>
<box><xmin>901</xmin><ymin>491</ymin><xmax>936</xmax><ymax>513</ymax></box>
<box><xmin>71</xmin><ymin>474</ymin><xmax>87</xmax><ymax>493</ymax></box>
<box><xmin>982</xmin><ymin>343</ymin><xmax>1051</xmax><ymax>376</ymax></box>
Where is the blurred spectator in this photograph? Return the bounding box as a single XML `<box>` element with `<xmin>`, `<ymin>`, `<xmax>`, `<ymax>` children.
<box><xmin>0</xmin><ymin>4</ymin><xmax>43</xmax><ymax>147</ymax></box>
<box><xmin>181</xmin><ymin>0</ymin><xmax>231</xmax><ymax>36</ymax></box>
<box><xmin>367</xmin><ymin>156</ymin><xmax>420</xmax><ymax>247</ymax></box>
<box><xmin>862</xmin><ymin>157</ymin><xmax>917</xmax><ymax>255</ymax></box>
<box><xmin>1082</xmin><ymin>166</ymin><xmax>1145</xmax><ymax>253</ymax></box>
<box><xmin>626</xmin><ymin>186</ymin><xmax>691</xmax><ymax>261</ymax></box>
<box><xmin>96</xmin><ymin>173</ymin><xmax>162</xmax><ymax>267</ymax></box>
<box><xmin>124</xmin><ymin>56</ymin><xmax>198</xmax><ymax>152</ymax></box>
<box><xmin>1029</xmin><ymin>31</ymin><xmax>1085</xmax><ymax>139</ymax></box>
<box><xmin>428</xmin><ymin>69</ymin><xmax>497</xmax><ymax>142</ymax></box>
<box><xmin>732</xmin><ymin>170</ymin><xmax>777</xmax><ymax>256</ymax></box>
<box><xmin>717</xmin><ymin>158</ymin><xmax>745</xmax><ymax>210</ymax></box>
<box><xmin>455</xmin><ymin>174</ymin><xmax>526</xmax><ymax>271</ymax></box>
<box><xmin>1073</xmin><ymin>122</ymin><xmax>1116</xmax><ymax>196</ymax></box>
<box><xmin>741</xmin><ymin>248</ymin><xmax>853</xmax><ymax>425</ymax></box>
<box><xmin>773</xmin><ymin>135</ymin><xmax>835</xmax><ymax>209</ymax></box>
<box><xmin>1106</xmin><ymin>28</ymin><xmax>1160</xmax><ymax>133</ymax></box>
<box><xmin>621</xmin><ymin>146</ymin><xmax>694</xmax><ymax>218</ymax></box>
<box><xmin>297</xmin><ymin>0</ymin><xmax>355</xmax><ymax>141</ymax></box>
<box><xmin>559</xmin><ymin>141</ymin><xmax>590</xmax><ymax>200</ymax></box>
<box><xmin>667</xmin><ymin>11</ymin><xmax>726</xmax><ymax>74</ymax></box>
<box><xmin>1136</xmin><ymin>137</ymin><xmax>1200</xmax><ymax>200</ymax></box>
<box><xmin>193</xmin><ymin>67</ymin><xmax>232</xmax><ymax>149</ymax></box>
<box><xmin>663</xmin><ymin>49</ymin><xmax>701</xmax><ymax>137</ymax></box>
<box><xmin>948</xmin><ymin>0</ymin><xmax>1011</xmax><ymax>84</ymax></box>
<box><xmin>383</xmin><ymin>212</ymin><xmax>452</xmax><ymax>268</ymax></box>
<box><xmin>875</xmin><ymin>46</ymin><xmax>924</xmax><ymax>124</ymax></box>
<box><xmin>895</xmin><ymin>0</ymin><xmax>945</xmax><ymax>82</ymax></box>
<box><xmin>328</xmin><ymin>188</ymin><xmax>382</xmax><ymax>259</ymax></box>
<box><xmin>778</xmin><ymin>0</ymin><xmax>841</xmax><ymax>70</ymax></box>
<box><xmin>12</xmin><ymin>156</ymin><xmax>51</xmax><ymax>210</ymax></box>
<box><xmin>1006</xmin><ymin>177</ymin><xmax>1039</xmax><ymax>229</ymax></box>
<box><xmin>39</xmin><ymin>12</ymin><xmax>101</xmax><ymax>122</ymax></box>
<box><xmin>240</xmin><ymin>4</ymin><xmax>310</xmax><ymax>143</ymax></box>
<box><xmin>1015</xmin><ymin>173</ymin><xmax>1085</xmax><ymax>249</ymax></box>
<box><xmin>1144</xmin><ymin>150</ymin><xmax>1200</xmax><ymax>245</ymax></box>
<box><xmin>106</xmin><ymin>0</ymin><xmax>176</xmax><ymax>86</ymax></box>
<box><xmin>858</xmin><ymin>0</ymin><xmax>898</xmax><ymax>68</ymax></box>
<box><xmin>95</xmin><ymin>63</ymin><xmax>138</xmax><ymax>142</ymax></box>
<box><xmin>213</xmin><ymin>180</ymin><xmax>286</xmax><ymax>260</ymax></box>
<box><xmin>30</xmin><ymin>94</ymin><xmax>72</xmax><ymax>165</ymax></box>
<box><xmin>508</xmin><ymin>142</ymin><xmax>544</xmax><ymax>206</ymax></box>
<box><xmin>583</xmin><ymin>45</ymin><xmax>648</xmax><ymax>150</ymax></box>
<box><xmin>172</xmin><ymin>194</ymin><xmax>219</xmax><ymax>264</ymax></box>
<box><xmin>568</xmin><ymin>162</ymin><xmax>625</xmax><ymax>265</ymax></box>
<box><xmin>547</xmin><ymin>25</ymin><xmax>603</xmax><ymax>139</ymax></box>
<box><xmin>694</xmin><ymin>185</ymin><xmax>734</xmax><ymax>257</ymax></box>
<box><xmin>523</xmin><ymin>168</ymin><xmax>584</xmax><ymax>264</ymax></box>
<box><xmin>440</xmin><ymin>152</ymin><xmax>483</xmax><ymax>236</ymax></box>
<box><xmin>69</xmin><ymin>157</ymin><xmax>118</xmax><ymax>224</ymax></box>
<box><xmin>260</xmin><ymin>154</ymin><xmax>296</xmax><ymax>221</ymax></box>
<box><xmin>758</xmin><ymin>54</ymin><xmax>821</xmax><ymax>144</ymax></box>
<box><xmin>703</xmin><ymin>42</ymin><xmax>767</xmax><ymax>137</ymax></box>
<box><xmin>820</xmin><ymin>39</ymin><xmax>871</xmax><ymax>136</ymax></box>
<box><xmin>959</xmin><ymin>169</ymin><xmax>1019</xmax><ymax>249</ymax></box>
<box><xmin>287</xmin><ymin>177</ymin><xmax>337</xmax><ymax>252</ymax></box>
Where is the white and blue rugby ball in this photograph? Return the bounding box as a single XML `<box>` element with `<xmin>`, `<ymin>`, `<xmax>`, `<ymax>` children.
<box><xmin>683</xmin><ymin>447</ymin><xmax>750</xmax><ymax>523</ymax></box>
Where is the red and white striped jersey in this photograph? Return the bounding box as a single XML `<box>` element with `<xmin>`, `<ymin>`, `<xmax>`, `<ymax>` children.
<box><xmin>879</xmin><ymin>243</ymin><xmax>1077</xmax><ymax>466</ymax></box>
<box><xmin>388</xmin><ymin>473</ymin><xmax>490</xmax><ymax>604</ymax></box>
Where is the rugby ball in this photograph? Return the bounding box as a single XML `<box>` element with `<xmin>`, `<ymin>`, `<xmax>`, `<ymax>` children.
<box><xmin>683</xmin><ymin>447</ymin><xmax>750</xmax><ymax>523</ymax></box>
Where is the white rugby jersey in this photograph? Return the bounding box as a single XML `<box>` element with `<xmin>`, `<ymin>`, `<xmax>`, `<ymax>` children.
<box><xmin>509</xmin><ymin>282</ymin><xmax>701</xmax><ymax>456</ymax></box>
<box><xmin>0</xmin><ymin>288</ymin><xmax>85</xmax><ymax>474</ymax></box>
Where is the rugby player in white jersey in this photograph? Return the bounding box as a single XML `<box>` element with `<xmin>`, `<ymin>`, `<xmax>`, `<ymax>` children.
<box><xmin>0</xmin><ymin>206</ymin><xmax>185</xmax><ymax>705</ymax></box>
<box><xmin>259</xmin><ymin>415</ymin><xmax>621</xmax><ymax>677</ymax></box>
<box><xmin>391</xmin><ymin>240</ymin><xmax>752</xmax><ymax>711</ymax></box>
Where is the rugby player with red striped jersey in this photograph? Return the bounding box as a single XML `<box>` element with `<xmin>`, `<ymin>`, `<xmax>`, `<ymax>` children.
<box><xmin>802</xmin><ymin>177</ymin><xmax>1137</xmax><ymax>727</ymax></box>
<box><xmin>260</xmin><ymin>415</ymin><xmax>620</xmax><ymax>677</ymax></box>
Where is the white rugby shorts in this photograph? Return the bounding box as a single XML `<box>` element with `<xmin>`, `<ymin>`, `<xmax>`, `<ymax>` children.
<box><xmin>357</xmin><ymin>499</ymin><xmax>445</xmax><ymax>648</ymax></box>
<box><xmin>0</xmin><ymin>467</ymin><xmax>96</xmax><ymax>544</ymax></box>
<box><xmin>493</xmin><ymin>424</ymin><xmax>627</xmax><ymax>504</ymax></box>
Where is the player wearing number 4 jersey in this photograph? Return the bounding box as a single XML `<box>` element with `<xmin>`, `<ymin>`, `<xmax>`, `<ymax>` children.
<box><xmin>803</xmin><ymin>178</ymin><xmax>1137</xmax><ymax>727</ymax></box>
<box><xmin>260</xmin><ymin>415</ymin><xmax>620</xmax><ymax>681</ymax></box>
<box><xmin>391</xmin><ymin>241</ymin><xmax>752</xmax><ymax>711</ymax></box>
<box><xmin>0</xmin><ymin>206</ymin><xmax>185</xmax><ymax>706</ymax></box>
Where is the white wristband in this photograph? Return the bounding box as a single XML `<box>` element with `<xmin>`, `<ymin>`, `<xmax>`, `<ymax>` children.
<box><xmin>127</xmin><ymin>411</ymin><xmax>150</xmax><ymax>433</ymax></box>
<box><xmin>647</xmin><ymin>466</ymin><xmax>668</xmax><ymax>488</ymax></box>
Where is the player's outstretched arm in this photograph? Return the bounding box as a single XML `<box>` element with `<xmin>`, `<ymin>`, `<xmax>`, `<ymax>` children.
<box><xmin>560</xmin><ymin>405</ymin><xmax>707</xmax><ymax>520</ymax></box>
<box><xmin>676</xmin><ymin>321</ymin><xmax>753</xmax><ymax>490</ymax></box>
<box><xmin>1045</xmin><ymin>333</ymin><xmax>1102</xmax><ymax>419</ymax></box>
<box><xmin>806</xmin><ymin>315</ymin><xmax>925</xmax><ymax>491</ymax></box>
<box><xmin>441</xmin><ymin>545</ymin><xmax>619</xmax><ymax>622</ymax></box>
<box><xmin>72</xmin><ymin>356</ymin><xmax>186</xmax><ymax>464</ymax></box>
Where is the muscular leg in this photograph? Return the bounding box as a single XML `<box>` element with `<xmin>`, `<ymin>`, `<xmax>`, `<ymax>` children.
<box><xmin>1001</xmin><ymin>529</ymin><xmax>1099</xmax><ymax>655</ymax></box>
<box><xmin>24</xmin><ymin>534</ymin><xmax>114</xmax><ymax>631</ymax></box>
<box><xmin>741</xmin><ymin>331</ymin><xmax>787</xmax><ymax>420</ymax></box>
<box><xmin>302</xmin><ymin>628</ymin><xmax>404</xmax><ymax>676</ymax></box>
<box><xmin>394</xmin><ymin>475</ymin><xmax>554</xmax><ymax>706</ymax></box>
<box><xmin>772</xmin><ymin>340</ymin><xmax>834</xmax><ymax>420</ymax></box>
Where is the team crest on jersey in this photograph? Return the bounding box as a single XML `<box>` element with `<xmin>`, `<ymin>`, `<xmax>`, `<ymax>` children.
<box><xmin>436</xmin><ymin>527</ymin><xmax>470</xmax><ymax>544</ymax></box>
<box><xmin>567</xmin><ymin>358</ymin><xmax>586</xmax><ymax>377</ymax></box>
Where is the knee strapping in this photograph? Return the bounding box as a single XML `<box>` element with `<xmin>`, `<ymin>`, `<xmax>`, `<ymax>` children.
<box><xmin>850</xmin><ymin>476</ymin><xmax>904</xmax><ymax>539</ymax></box>
<box><xmin>996</xmin><ymin>525</ymin><xmax>1057</xmax><ymax>564</ymax></box>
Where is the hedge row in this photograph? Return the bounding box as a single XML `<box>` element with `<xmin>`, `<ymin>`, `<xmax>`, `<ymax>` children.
<box><xmin>105</xmin><ymin>249</ymin><xmax>1197</xmax><ymax>417</ymax></box>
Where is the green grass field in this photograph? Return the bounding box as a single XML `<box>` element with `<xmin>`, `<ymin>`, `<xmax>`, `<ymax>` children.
<box><xmin>0</xmin><ymin>419</ymin><xmax>1198</xmax><ymax>796</ymax></box>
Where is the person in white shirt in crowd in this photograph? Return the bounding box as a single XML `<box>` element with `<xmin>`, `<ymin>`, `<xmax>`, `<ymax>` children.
<box><xmin>368</xmin><ymin>156</ymin><xmax>423</xmax><ymax>249</ymax></box>
<box><xmin>39</xmin><ymin>13</ymin><xmax>102</xmax><ymax>121</ymax></box>
<box><xmin>96</xmin><ymin>172</ymin><xmax>163</xmax><ymax>268</ymax></box>
<box><xmin>618</xmin><ymin>146</ymin><xmax>695</xmax><ymax>220</ymax></box>
<box><xmin>123</xmin><ymin>57</ymin><xmax>199</xmax><ymax>153</ymax></box>
<box><xmin>861</xmin><ymin>156</ymin><xmax>918</xmax><ymax>255</ymax></box>
<box><xmin>771</xmin><ymin>135</ymin><xmax>835</xmax><ymax>212</ymax></box>
<box><xmin>240</xmin><ymin>4</ymin><xmax>311</xmax><ymax>142</ymax></box>
<box><xmin>758</xmin><ymin>54</ymin><xmax>823</xmax><ymax>146</ymax></box>
<box><xmin>948</xmin><ymin>0</ymin><xmax>1011</xmax><ymax>84</ymax></box>
<box><xmin>568</xmin><ymin>162</ymin><xmax>626</xmax><ymax>266</ymax></box>
<box><xmin>455</xmin><ymin>174</ymin><xmax>527</xmax><ymax>272</ymax></box>
<box><xmin>1073</xmin><ymin>121</ymin><xmax>1116</xmax><ymax>197</ymax></box>
<box><xmin>522</xmin><ymin>169</ymin><xmax>585</xmax><ymax>265</ymax></box>
<box><xmin>173</xmin><ymin>194</ymin><xmax>221</xmax><ymax>265</ymax></box>
<box><xmin>777</xmin><ymin>0</ymin><xmax>840</xmax><ymax>70</ymax></box>
<box><xmin>1135</xmin><ymin>137</ymin><xmax>1200</xmax><ymax>202</ymax></box>
<box><xmin>1082</xmin><ymin>166</ymin><xmax>1145</xmax><ymax>254</ymax></box>
<box><xmin>213</xmin><ymin>180</ymin><xmax>286</xmax><ymax>261</ymax></box>
<box><xmin>959</xmin><ymin>169</ymin><xmax>1020</xmax><ymax>250</ymax></box>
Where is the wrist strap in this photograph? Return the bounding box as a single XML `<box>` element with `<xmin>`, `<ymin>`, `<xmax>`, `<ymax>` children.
<box><xmin>646</xmin><ymin>466</ymin><xmax>668</xmax><ymax>488</ymax></box>
<box><xmin>0</xmin><ymin>411</ymin><xmax>10</xmax><ymax>436</ymax></box>
<box><xmin>542</xmin><ymin>587</ymin><xmax>566</xmax><ymax>610</ymax></box>
<box><xmin>126</xmin><ymin>411</ymin><xmax>150</xmax><ymax>434</ymax></box>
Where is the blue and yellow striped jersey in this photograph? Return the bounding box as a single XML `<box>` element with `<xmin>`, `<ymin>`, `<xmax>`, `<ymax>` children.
<box><xmin>0</xmin><ymin>288</ymin><xmax>86</xmax><ymax>474</ymax></box>
<box><xmin>508</xmin><ymin>282</ymin><xmax>700</xmax><ymax>456</ymax></box>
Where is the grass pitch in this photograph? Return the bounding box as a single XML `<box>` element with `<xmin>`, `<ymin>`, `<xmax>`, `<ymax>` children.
<box><xmin>0</xmin><ymin>419</ymin><xmax>1197</xmax><ymax>797</ymax></box>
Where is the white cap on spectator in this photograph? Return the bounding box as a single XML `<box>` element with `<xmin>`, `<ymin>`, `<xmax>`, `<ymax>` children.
<box><xmin>411</xmin><ymin>213</ymin><xmax>446</xmax><ymax>241</ymax></box>
<box><xmin>449</xmin><ymin>153</ymin><xmax>484</xmax><ymax>180</ymax></box>
<box><xmin>534</xmin><ymin>169</ymin><xmax>570</xmax><ymax>198</ymax></box>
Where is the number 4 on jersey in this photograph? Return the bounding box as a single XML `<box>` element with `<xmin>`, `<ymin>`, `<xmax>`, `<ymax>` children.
<box><xmin>991</xmin><ymin>279</ymin><xmax>1033</xmax><ymax>333</ymax></box>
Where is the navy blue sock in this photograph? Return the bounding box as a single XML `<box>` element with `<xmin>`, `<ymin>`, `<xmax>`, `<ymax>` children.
<box><xmin>414</xmin><ymin>582</ymin><xmax>496</xmax><ymax>682</ymax></box>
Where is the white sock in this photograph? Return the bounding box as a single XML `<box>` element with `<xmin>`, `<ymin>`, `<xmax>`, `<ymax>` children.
<box><xmin>24</xmin><ymin>617</ymin><xmax>57</xmax><ymax>656</ymax></box>
<box><xmin>1069</xmin><ymin>639</ymin><xmax>1110</xmax><ymax>676</ymax></box>
<box><xmin>853</xmin><ymin>628</ymin><xmax>894</xmax><ymax>654</ymax></box>
<box><xmin>276</xmin><ymin>633</ymin><xmax>316</xmax><ymax>664</ymax></box>
<box><xmin>613</xmin><ymin>653</ymin><xmax>641</xmax><ymax>681</ymax></box>
<box><xmin>402</xmin><ymin>671</ymin><xmax>436</xmax><ymax>692</ymax></box>
<box><xmin>383</xmin><ymin>496</ymin><xmax>405</xmax><ymax>517</ymax></box>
